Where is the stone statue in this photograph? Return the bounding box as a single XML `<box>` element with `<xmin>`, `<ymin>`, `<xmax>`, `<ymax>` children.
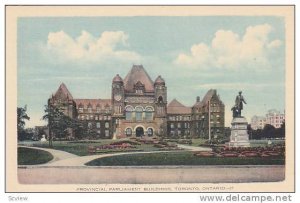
<box><xmin>231</xmin><ymin>106</ymin><xmax>238</xmax><ymax>118</ymax></box>
<box><xmin>234</xmin><ymin>91</ymin><xmax>247</xmax><ymax>117</ymax></box>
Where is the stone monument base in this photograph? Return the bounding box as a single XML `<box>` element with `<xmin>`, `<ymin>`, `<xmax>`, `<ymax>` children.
<box><xmin>228</xmin><ymin>117</ymin><xmax>250</xmax><ymax>147</ymax></box>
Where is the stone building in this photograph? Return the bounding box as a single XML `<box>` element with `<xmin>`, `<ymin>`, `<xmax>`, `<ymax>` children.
<box><xmin>251</xmin><ymin>109</ymin><xmax>285</xmax><ymax>130</ymax></box>
<box><xmin>191</xmin><ymin>89</ymin><xmax>225</xmax><ymax>139</ymax></box>
<box><xmin>250</xmin><ymin>116</ymin><xmax>266</xmax><ymax>130</ymax></box>
<box><xmin>167</xmin><ymin>99</ymin><xmax>192</xmax><ymax>138</ymax></box>
<box><xmin>111</xmin><ymin>65</ymin><xmax>167</xmax><ymax>138</ymax></box>
<box><xmin>48</xmin><ymin>65</ymin><xmax>225</xmax><ymax>139</ymax></box>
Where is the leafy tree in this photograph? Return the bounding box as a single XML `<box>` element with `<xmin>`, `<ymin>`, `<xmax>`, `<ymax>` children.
<box><xmin>42</xmin><ymin>104</ymin><xmax>73</xmax><ymax>147</ymax></box>
<box><xmin>73</xmin><ymin>120</ymin><xmax>96</xmax><ymax>140</ymax></box>
<box><xmin>17</xmin><ymin>105</ymin><xmax>30</xmax><ymax>140</ymax></box>
<box><xmin>262</xmin><ymin>124</ymin><xmax>276</xmax><ymax>139</ymax></box>
<box><xmin>251</xmin><ymin>128</ymin><xmax>262</xmax><ymax>140</ymax></box>
<box><xmin>280</xmin><ymin>120</ymin><xmax>285</xmax><ymax>138</ymax></box>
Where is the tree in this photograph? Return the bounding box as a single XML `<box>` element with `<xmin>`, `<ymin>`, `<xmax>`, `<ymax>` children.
<box><xmin>42</xmin><ymin>104</ymin><xmax>73</xmax><ymax>147</ymax></box>
<box><xmin>17</xmin><ymin>105</ymin><xmax>30</xmax><ymax>140</ymax></box>
<box><xmin>262</xmin><ymin>124</ymin><xmax>276</xmax><ymax>139</ymax></box>
<box><xmin>280</xmin><ymin>120</ymin><xmax>285</xmax><ymax>138</ymax></box>
<box><xmin>247</xmin><ymin>124</ymin><xmax>253</xmax><ymax>140</ymax></box>
<box><xmin>252</xmin><ymin>128</ymin><xmax>262</xmax><ymax>140</ymax></box>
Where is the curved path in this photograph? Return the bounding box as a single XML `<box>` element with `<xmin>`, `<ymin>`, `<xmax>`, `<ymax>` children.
<box><xmin>177</xmin><ymin>144</ymin><xmax>212</xmax><ymax>151</ymax></box>
<box><xmin>19</xmin><ymin>144</ymin><xmax>211</xmax><ymax>167</ymax></box>
<box><xmin>46</xmin><ymin>150</ymin><xmax>173</xmax><ymax>166</ymax></box>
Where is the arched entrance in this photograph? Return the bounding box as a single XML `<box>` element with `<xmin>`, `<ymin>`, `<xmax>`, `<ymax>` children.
<box><xmin>135</xmin><ymin>127</ymin><xmax>144</xmax><ymax>137</ymax></box>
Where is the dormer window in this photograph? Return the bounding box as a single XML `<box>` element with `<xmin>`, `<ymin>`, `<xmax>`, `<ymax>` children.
<box><xmin>134</xmin><ymin>81</ymin><xmax>145</xmax><ymax>94</ymax></box>
<box><xmin>96</xmin><ymin>105</ymin><xmax>101</xmax><ymax>113</ymax></box>
<box><xmin>78</xmin><ymin>104</ymin><xmax>84</xmax><ymax>113</ymax></box>
<box><xmin>87</xmin><ymin>104</ymin><xmax>92</xmax><ymax>113</ymax></box>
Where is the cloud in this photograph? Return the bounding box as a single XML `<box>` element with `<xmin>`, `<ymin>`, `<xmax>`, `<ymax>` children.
<box><xmin>45</xmin><ymin>30</ymin><xmax>141</xmax><ymax>63</ymax></box>
<box><xmin>174</xmin><ymin>24</ymin><xmax>282</xmax><ymax>70</ymax></box>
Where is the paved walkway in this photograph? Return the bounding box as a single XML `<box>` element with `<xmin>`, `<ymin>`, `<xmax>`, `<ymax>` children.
<box><xmin>46</xmin><ymin>151</ymin><xmax>173</xmax><ymax>166</ymax></box>
<box><xmin>18</xmin><ymin>165</ymin><xmax>285</xmax><ymax>184</ymax></box>
<box><xmin>19</xmin><ymin>144</ymin><xmax>211</xmax><ymax>167</ymax></box>
<box><xmin>177</xmin><ymin>144</ymin><xmax>212</xmax><ymax>151</ymax></box>
<box><xmin>18</xmin><ymin>146</ymin><xmax>285</xmax><ymax>184</ymax></box>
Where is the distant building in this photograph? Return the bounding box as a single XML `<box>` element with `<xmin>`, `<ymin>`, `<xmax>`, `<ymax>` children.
<box><xmin>191</xmin><ymin>90</ymin><xmax>225</xmax><ymax>139</ymax></box>
<box><xmin>251</xmin><ymin>116</ymin><xmax>266</xmax><ymax>130</ymax></box>
<box><xmin>251</xmin><ymin>109</ymin><xmax>285</xmax><ymax>130</ymax></box>
<box><xmin>167</xmin><ymin>99</ymin><xmax>192</xmax><ymax>138</ymax></box>
<box><xmin>265</xmin><ymin>109</ymin><xmax>285</xmax><ymax>128</ymax></box>
<box><xmin>48</xmin><ymin>65</ymin><xmax>225</xmax><ymax>139</ymax></box>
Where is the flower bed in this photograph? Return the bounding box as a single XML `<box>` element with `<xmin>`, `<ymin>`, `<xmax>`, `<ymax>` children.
<box><xmin>88</xmin><ymin>141</ymin><xmax>139</xmax><ymax>154</ymax></box>
<box><xmin>193</xmin><ymin>144</ymin><xmax>285</xmax><ymax>158</ymax></box>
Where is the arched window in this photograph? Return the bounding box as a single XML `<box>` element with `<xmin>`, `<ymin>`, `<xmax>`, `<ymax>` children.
<box><xmin>125</xmin><ymin>128</ymin><xmax>132</xmax><ymax>136</ymax></box>
<box><xmin>125</xmin><ymin>105</ymin><xmax>134</xmax><ymax>120</ymax></box>
<box><xmin>135</xmin><ymin>106</ymin><xmax>143</xmax><ymax>121</ymax></box>
<box><xmin>145</xmin><ymin>106</ymin><xmax>154</xmax><ymax>121</ymax></box>
<box><xmin>147</xmin><ymin>128</ymin><xmax>153</xmax><ymax>136</ymax></box>
<box><xmin>158</xmin><ymin>96</ymin><xmax>163</xmax><ymax>103</ymax></box>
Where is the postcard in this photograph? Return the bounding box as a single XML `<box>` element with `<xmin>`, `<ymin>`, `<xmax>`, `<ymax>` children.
<box><xmin>6</xmin><ymin>5</ymin><xmax>295</xmax><ymax>192</ymax></box>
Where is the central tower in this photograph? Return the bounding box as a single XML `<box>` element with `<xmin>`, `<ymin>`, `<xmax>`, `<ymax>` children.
<box><xmin>112</xmin><ymin>65</ymin><xmax>167</xmax><ymax>138</ymax></box>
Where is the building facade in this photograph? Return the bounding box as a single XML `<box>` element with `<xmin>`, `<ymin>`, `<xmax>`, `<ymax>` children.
<box><xmin>251</xmin><ymin>109</ymin><xmax>285</xmax><ymax>130</ymax></box>
<box><xmin>191</xmin><ymin>90</ymin><xmax>225</xmax><ymax>139</ymax></box>
<box><xmin>167</xmin><ymin>99</ymin><xmax>192</xmax><ymax>138</ymax></box>
<box><xmin>48</xmin><ymin>65</ymin><xmax>225</xmax><ymax>139</ymax></box>
<box><xmin>250</xmin><ymin>116</ymin><xmax>266</xmax><ymax>130</ymax></box>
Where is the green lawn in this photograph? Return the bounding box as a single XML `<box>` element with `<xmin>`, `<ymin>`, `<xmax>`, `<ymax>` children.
<box><xmin>19</xmin><ymin>139</ymin><xmax>160</xmax><ymax>156</ymax></box>
<box><xmin>18</xmin><ymin>139</ymin><xmax>285</xmax><ymax>157</ymax></box>
<box><xmin>86</xmin><ymin>151</ymin><xmax>285</xmax><ymax>166</ymax></box>
<box><xmin>18</xmin><ymin>147</ymin><xmax>54</xmax><ymax>165</ymax></box>
<box><xmin>28</xmin><ymin>140</ymin><xmax>105</xmax><ymax>156</ymax></box>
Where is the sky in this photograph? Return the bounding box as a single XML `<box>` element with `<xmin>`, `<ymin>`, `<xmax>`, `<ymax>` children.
<box><xmin>17</xmin><ymin>16</ymin><xmax>285</xmax><ymax>128</ymax></box>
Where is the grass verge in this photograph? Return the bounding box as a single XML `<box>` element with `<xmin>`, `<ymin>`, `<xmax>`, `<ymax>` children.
<box><xmin>21</xmin><ymin>140</ymin><xmax>159</xmax><ymax>156</ymax></box>
<box><xmin>18</xmin><ymin>147</ymin><xmax>54</xmax><ymax>165</ymax></box>
<box><xmin>86</xmin><ymin>151</ymin><xmax>285</xmax><ymax>166</ymax></box>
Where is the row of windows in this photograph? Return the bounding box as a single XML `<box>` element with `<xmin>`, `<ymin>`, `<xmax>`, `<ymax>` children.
<box><xmin>78</xmin><ymin>115</ymin><xmax>111</xmax><ymax>121</ymax></box>
<box><xmin>194</xmin><ymin>114</ymin><xmax>221</xmax><ymax>120</ymax></box>
<box><xmin>125</xmin><ymin>112</ymin><xmax>153</xmax><ymax>121</ymax></box>
<box><xmin>125</xmin><ymin>128</ymin><xmax>154</xmax><ymax>136</ymax></box>
<box><xmin>125</xmin><ymin>106</ymin><xmax>154</xmax><ymax>121</ymax></box>
<box><xmin>170</xmin><ymin>130</ymin><xmax>190</xmax><ymax>135</ymax></box>
<box><xmin>170</xmin><ymin>122</ymin><xmax>190</xmax><ymax>129</ymax></box>
<box><xmin>125</xmin><ymin>105</ymin><xmax>154</xmax><ymax>112</ymax></box>
<box><xmin>168</xmin><ymin>116</ymin><xmax>191</xmax><ymax>121</ymax></box>
<box><xmin>78</xmin><ymin>106</ymin><xmax>111</xmax><ymax>113</ymax></box>
<box><xmin>87</xmin><ymin>122</ymin><xmax>110</xmax><ymax>129</ymax></box>
<box><xmin>95</xmin><ymin>130</ymin><xmax>110</xmax><ymax>137</ymax></box>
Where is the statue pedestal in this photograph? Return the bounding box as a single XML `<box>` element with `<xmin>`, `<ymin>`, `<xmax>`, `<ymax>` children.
<box><xmin>228</xmin><ymin>117</ymin><xmax>250</xmax><ymax>147</ymax></box>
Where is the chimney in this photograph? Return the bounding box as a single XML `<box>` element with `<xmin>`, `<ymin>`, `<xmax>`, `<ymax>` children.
<box><xmin>196</xmin><ymin>96</ymin><xmax>200</xmax><ymax>102</ymax></box>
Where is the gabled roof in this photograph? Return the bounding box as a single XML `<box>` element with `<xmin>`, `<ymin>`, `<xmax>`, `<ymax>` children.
<box><xmin>193</xmin><ymin>89</ymin><xmax>223</xmax><ymax>108</ymax></box>
<box><xmin>123</xmin><ymin>65</ymin><xmax>154</xmax><ymax>92</ymax></box>
<box><xmin>54</xmin><ymin>83</ymin><xmax>73</xmax><ymax>100</ymax></box>
<box><xmin>74</xmin><ymin>99</ymin><xmax>111</xmax><ymax>109</ymax></box>
<box><xmin>167</xmin><ymin>99</ymin><xmax>192</xmax><ymax>114</ymax></box>
<box><xmin>202</xmin><ymin>89</ymin><xmax>217</xmax><ymax>105</ymax></box>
